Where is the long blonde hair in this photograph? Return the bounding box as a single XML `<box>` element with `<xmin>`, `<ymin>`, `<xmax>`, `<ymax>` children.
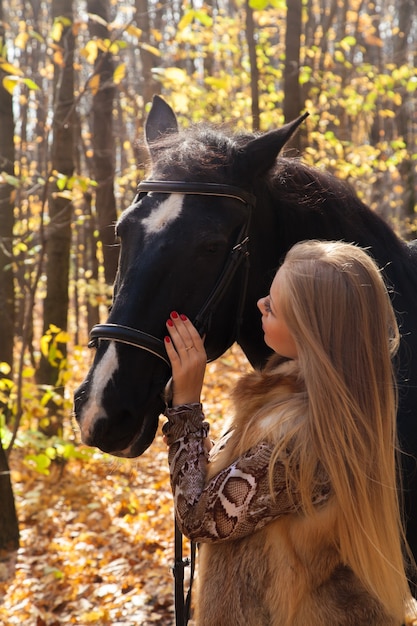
<box><xmin>268</xmin><ymin>240</ymin><xmax>413</xmax><ymax>621</ymax></box>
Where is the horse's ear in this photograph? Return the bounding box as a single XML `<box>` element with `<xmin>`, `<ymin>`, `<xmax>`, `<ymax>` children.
<box><xmin>145</xmin><ymin>95</ymin><xmax>178</xmax><ymax>148</ymax></box>
<box><xmin>239</xmin><ymin>112</ymin><xmax>309</xmax><ymax>179</ymax></box>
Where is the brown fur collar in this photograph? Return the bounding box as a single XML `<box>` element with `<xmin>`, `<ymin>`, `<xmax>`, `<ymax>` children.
<box><xmin>231</xmin><ymin>355</ymin><xmax>304</xmax><ymax>424</ymax></box>
<box><xmin>207</xmin><ymin>356</ymin><xmax>306</xmax><ymax>478</ymax></box>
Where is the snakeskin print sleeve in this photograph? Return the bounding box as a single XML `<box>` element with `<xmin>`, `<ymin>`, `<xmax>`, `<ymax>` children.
<box><xmin>163</xmin><ymin>404</ymin><xmax>330</xmax><ymax>543</ymax></box>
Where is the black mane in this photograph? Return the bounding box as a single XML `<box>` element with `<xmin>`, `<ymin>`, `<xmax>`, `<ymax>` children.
<box><xmin>270</xmin><ymin>158</ymin><xmax>405</xmax><ymax>254</ymax></box>
<box><xmin>145</xmin><ymin>124</ymin><xmax>257</xmax><ymax>184</ymax></box>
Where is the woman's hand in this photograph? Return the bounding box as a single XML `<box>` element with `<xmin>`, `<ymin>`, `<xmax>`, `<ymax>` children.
<box><xmin>165</xmin><ymin>312</ymin><xmax>207</xmax><ymax>406</ymax></box>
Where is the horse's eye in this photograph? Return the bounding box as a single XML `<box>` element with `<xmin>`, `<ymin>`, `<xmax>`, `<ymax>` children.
<box><xmin>201</xmin><ymin>236</ymin><xmax>227</xmax><ymax>256</ymax></box>
<box><xmin>205</xmin><ymin>243</ymin><xmax>219</xmax><ymax>254</ymax></box>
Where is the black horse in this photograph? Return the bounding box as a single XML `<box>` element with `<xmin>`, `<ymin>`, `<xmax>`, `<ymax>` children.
<box><xmin>74</xmin><ymin>96</ymin><xmax>417</xmax><ymax>590</ymax></box>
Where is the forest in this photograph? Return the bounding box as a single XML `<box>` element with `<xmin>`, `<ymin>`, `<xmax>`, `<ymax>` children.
<box><xmin>0</xmin><ymin>0</ymin><xmax>417</xmax><ymax>623</ymax></box>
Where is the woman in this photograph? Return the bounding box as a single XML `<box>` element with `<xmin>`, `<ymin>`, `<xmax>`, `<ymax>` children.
<box><xmin>163</xmin><ymin>240</ymin><xmax>415</xmax><ymax>625</ymax></box>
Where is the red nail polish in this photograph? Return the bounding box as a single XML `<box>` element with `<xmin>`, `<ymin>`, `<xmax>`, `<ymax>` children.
<box><xmin>167</xmin><ymin>319</ymin><xmax>173</xmax><ymax>327</ymax></box>
<box><xmin>171</xmin><ymin>311</ymin><xmax>179</xmax><ymax>319</ymax></box>
<box><xmin>164</xmin><ymin>336</ymin><xmax>171</xmax><ymax>343</ymax></box>
<box><xmin>180</xmin><ymin>314</ymin><xmax>187</xmax><ymax>321</ymax></box>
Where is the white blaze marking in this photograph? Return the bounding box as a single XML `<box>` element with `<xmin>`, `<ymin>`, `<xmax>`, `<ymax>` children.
<box><xmin>142</xmin><ymin>194</ymin><xmax>184</xmax><ymax>235</ymax></box>
<box><xmin>79</xmin><ymin>342</ymin><xmax>118</xmax><ymax>442</ymax></box>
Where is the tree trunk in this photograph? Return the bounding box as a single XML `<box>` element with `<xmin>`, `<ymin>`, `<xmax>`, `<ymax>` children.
<box><xmin>37</xmin><ymin>0</ymin><xmax>75</xmax><ymax>407</ymax></box>
<box><xmin>0</xmin><ymin>6</ymin><xmax>15</xmax><ymax>371</ymax></box>
<box><xmin>394</xmin><ymin>0</ymin><xmax>417</xmax><ymax>222</ymax></box>
<box><xmin>245</xmin><ymin>0</ymin><xmax>260</xmax><ymax>131</ymax></box>
<box><xmin>0</xmin><ymin>0</ymin><xmax>20</xmax><ymax>575</ymax></box>
<box><xmin>283</xmin><ymin>0</ymin><xmax>302</xmax><ymax>152</ymax></box>
<box><xmin>87</xmin><ymin>0</ymin><xmax>119</xmax><ymax>286</ymax></box>
<box><xmin>0</xmin><ymin>431</ymin><xmax>19</xmax><ymax>575</ymax></box>
<box><xmin>135</xmin><ymin>0</ymin><xmax>161</xmax><ymax>111</ymax></box>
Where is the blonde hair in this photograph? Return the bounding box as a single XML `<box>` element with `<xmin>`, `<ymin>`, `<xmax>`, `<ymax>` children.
<box><xmin>268</xmin><ymin>240</ymin><xmax>413</xmax><ymax>621</ymax></box>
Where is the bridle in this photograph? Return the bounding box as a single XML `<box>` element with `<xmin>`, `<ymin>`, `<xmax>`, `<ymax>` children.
<box><xmin>87</xmin><ymin>179</ymin><xmax>255</xmax><ymax>625</ymax></box>
<box><xmin>88</xmin><ymin>180</ymin><xmax>255</xmax><ymax>365</ymax></box>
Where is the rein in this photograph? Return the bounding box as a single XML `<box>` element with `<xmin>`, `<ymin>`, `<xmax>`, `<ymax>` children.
<box><xmin>88</xmin><ymin>180</ymin><xmax>255</xmax><ymax>625</ymax></box>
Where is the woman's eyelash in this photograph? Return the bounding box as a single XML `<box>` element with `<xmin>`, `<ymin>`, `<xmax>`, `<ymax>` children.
<box><xmin>264</xmin><ymin>298</ymin><xmax>272</xmax><ymax>312</ymax></box>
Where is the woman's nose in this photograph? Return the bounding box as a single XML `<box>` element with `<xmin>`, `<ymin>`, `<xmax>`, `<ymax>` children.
<box><xmin>257</xmin><ymin>297</ymin><xmax>265</xmax><ymax>313</ymax></box>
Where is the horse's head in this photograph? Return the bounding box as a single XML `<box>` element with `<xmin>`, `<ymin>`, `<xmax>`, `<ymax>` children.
<box><xmin>74</xmin><ymin>96</ymin><xmax>307</xmax><ymax>457</ymax></box>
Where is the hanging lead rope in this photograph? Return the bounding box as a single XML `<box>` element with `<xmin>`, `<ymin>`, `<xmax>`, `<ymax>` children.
<box><xmin>173</xmin><ymin>519</ymin><xmax>196</xmax><ymax>625</ymax></box>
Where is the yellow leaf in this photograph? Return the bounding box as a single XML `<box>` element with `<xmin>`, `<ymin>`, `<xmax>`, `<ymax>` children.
<box><xmin>82</xmin><ymin>40</ymin><xmax>99</xmax><ymax>64</ymax></box>
<box><xmin>139</xmin><ymin>42</ymin><xmax>161</xmax><ymax>57</ymax></box>
<box><xmin>22</xmin><ymin>366</ymin><xmax>36</xmax><ymax>378</ymax></box>
<box><xmin>15</xmin><ymin>32</ymin><xmax>30</xmax><ymax>50</ymax></box>
<box><xmin>40</xmin><ymin>334</ymin><xmax>52</xmax><ymax>358</ymax></box>
<box><xmin>178</xmin><ymin>10</ymin><xmax>195</xmax><ymax>31</ymax></box>
<box><xmin>126</xmin><ymin>24</ymin><xmax>143</xmax><ymax>38</ymax></box>
<box><xmin>393</xmin><ymin>93</ymin><xmax>402</xmax><ymax>106</ymax></box>
<box><xmin>51</xmin><ymin>21</ymin><xmax>64</xmax><ymax>42</ymax></box>
<box><xmin>89</xmin><ymin>73</ymin><xmax>100</xmax><ymax>95</ymax></box>
<box><xmin>53</xmin><ymin>190</ymin><xmax>73</xmax><ymax>200</ymax></box>
<box><xmin>171</xmin><ymin>92</ymin><xmax>189</xmax><ymax>113</ymax></box>
<box><xmin>53</xmin><ymin>49</ymin><xmax>65</xmax><ymax>67</ymax></box>
<box><xmin>55</xmin><ymin>331</ymin><xmax>70</xmax><ymax>343</ymax></box>
<box><xmin>0</xmin><ymin>60</ymin><xmax>24</xmax><ymax>76</ymax></box>
<box><xmin>0</xmin><ymin>362</ymin><xmax>11</xmax><ymax>375</ymax></box>
<box><xmin>165</xmin><ymin>67</ymin><xmax>188</xmax><ymax>82</ymax></box>
<box><xmin>109</xmin><ymin>41</ymin><xmax>120</xmax><ymax>55</ymax></box>
<box><xmin>152</xmin><ymin>66</ymin><xmax>187</xmax><ymax>84</ymax></box>
<box><xmin>99</xmin><ymin>38</ymin><xmax>112</xmax><ymax>53</ymax></box>
<box><xmin>113</xmin><ymin>63</ymin><xmax>126</xmax><ymax>85</ymax></box>
<box><xmin>23</xmin><ymin>77</ymin><xmax>40</xmax><ymax>91</ymax></box>
<box><xmin>2</xmin><ymin>76</ymin><xmax>19</xmax><ymax>94</ymax></box>
<box><xmin>72</xmin><ymin>21</ymin><xmax>81</xmax><ymax>36</ymax></box>
<box><xmin>380</xmin><ymin>109</ymin><xmax>396</xmax><ymax>118</ymax></box>
<box><xmin>82</xmin><ymin>609</ymin><xmax>110</xmax><ymax>622</ymax></box>
<box><xmin>364</xmin><ymin>33</ymin><xmax>383</xmax><ymax>47</ymax></box>
<box><xmin>205</xmin><ymin>76</ymin><xmax>230</xmax><ymax>90</ymax></box>
<box><xmin>0</xmin><ymin>377</ymin><xmax>14</xmax><ymax>391</ymax></box>
<box><xmin>151</xmin><ymin>29</ymin><xmax>163</xmax><ymax>42</ymax></box>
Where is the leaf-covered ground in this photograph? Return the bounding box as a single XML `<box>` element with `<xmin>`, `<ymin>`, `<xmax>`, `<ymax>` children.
<box><xmin>1</xmin><ymin>345</ymin><xmax>416</xmax><ymax>625</ymax></box>
<box><xmin>0</xmin><ymin>347</ymin><xmax>250</xmax><ymax>626</ymax></box>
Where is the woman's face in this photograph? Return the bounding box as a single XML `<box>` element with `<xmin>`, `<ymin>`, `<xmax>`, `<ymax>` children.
<box><xmin>257</xmin><ymin>268</ymin><xmax>298</xmax><ymax>359</ymax></box>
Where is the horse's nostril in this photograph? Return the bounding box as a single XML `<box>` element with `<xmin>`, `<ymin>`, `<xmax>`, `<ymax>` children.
<box><xmin>87</xmin><ymin>413</ymin><xmax>137</xmax><ymax>453</ymax></box>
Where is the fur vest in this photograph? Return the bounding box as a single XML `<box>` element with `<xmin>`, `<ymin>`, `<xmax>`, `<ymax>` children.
<box><xmin>194</xmin><ymin>358</ymin><xmax>396</xmax><ymax>626</ymax></box>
